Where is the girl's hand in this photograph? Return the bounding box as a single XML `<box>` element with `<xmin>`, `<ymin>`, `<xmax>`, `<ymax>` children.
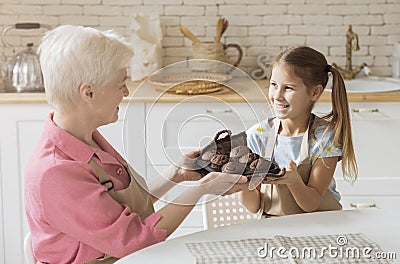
<box><xmin>262</xmin><ymin>160</ymin><xmax>300</xmax><ymax>186</ymax></box>
<box><xmin>199</xmin><ymin>172</ymin><xmax>248</xmax><ymax>196</ymax></box>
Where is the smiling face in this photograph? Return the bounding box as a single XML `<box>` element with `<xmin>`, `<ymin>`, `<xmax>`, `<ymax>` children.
<box><xmin>92</xmin><ymin>68</ymin><xmax>129</xmax><ymax>126</ymax></box>
<box><xmin>268</xmin><ymin>63</ymin><xmax>319</xmax><ymax>121</ymax></box>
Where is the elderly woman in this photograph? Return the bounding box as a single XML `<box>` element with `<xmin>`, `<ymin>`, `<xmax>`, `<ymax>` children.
<box><xmin>24</xmin><ymin>25</ymin><xmax>247</xmax><ymax>264</ymax></box>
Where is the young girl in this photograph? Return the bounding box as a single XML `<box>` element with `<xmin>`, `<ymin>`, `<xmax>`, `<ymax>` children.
<box><xmin>239</xmin><ymin>46</ymin><xmax>358</xmax><ymax>216</ymax></box>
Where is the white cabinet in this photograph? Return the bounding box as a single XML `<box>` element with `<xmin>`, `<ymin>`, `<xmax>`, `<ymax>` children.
<box><xmin>314</xmin><ymin>102</ymin><xmax>400</xmax><ymax>209</ymax></box>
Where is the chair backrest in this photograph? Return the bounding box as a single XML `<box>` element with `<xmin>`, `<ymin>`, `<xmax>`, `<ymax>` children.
<box><xmin>24</xmin><ymin>232</ymin><xmax>36</xmax><ymax>264</ymax></box>
<box><xmin>202</xmin><ymin>193</ymin><xmax>261</xmax><ymax>229</ymax></box>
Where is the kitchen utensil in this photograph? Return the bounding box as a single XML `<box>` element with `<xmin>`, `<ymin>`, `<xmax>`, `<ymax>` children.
<box><xmin>215</xmin><ymin>18</ymin><xmax>228</xmax><ymax>43</ymax></box>
<box><xmin>214</xmin><ymin>17</ymin><xmax>223</xmax><ymax>43</ymax></box>
<box><xmin>1</xmin><ymin>23</ymin><xmax>52</xmax><ymax>93</ymax></box>
<box><xmin>220</xmin><ymin>19</ymin><xmax>228</xmax><ymax>39</ymax></box>
<box><xmin>180</xmin><ymin>25</ymin><xmax>200</xmax><ymax>43</ymax></box>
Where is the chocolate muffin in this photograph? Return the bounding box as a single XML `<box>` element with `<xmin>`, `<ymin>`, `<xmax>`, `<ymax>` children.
<box><xmin>210</xmin><ymin>163</ymin><xmax>220</xmax><ymax>170</ymax></box>
<box><xmin>229</xmin><ymin>145</ymin><xmax>251</xmax><ymax>158</ymax></box>
<box><xmin>221</xmin><ymin>162</ymin><xmax>246</xmax><ymax>174</ymax></box>
<box><xmin>210</xmin><ymin>154</ymin><xmax>229</xmax><ymax>169</ymax></box>
<box><xmin>267</xmin><ymin>162</ymin><xmax>284</xmax><ymax>175</ymax></box>
<box><xmin>201</xmin><ymin>149</ymin><xmax>216</xmax><ymax>161</ymax></box>
<box><xmin>238</xmin><ymin>152</ymin><xmax>259</xmax><ymax>164</ymax></box>
<box><xmin>249</xmin><ymin>158</ymin><xmax>272</xmax><ymax>172</ymax></box>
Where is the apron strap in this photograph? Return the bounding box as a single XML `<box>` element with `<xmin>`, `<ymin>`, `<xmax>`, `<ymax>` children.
<box><xmin>264</xmin><ymin>118</ymin><xmax>280</xmax><ymax>159</ymax></box>
<box><xmin>86</xmin><ymin>160</ymin><xmax>119</xmax><ymax>263</ymax></box>
<box><xmin>89</xmin><ymin>160</ymin><xmax>114</xmax><ymax>191</ymax></box>
<box><xmin>259</xmin><ymin>118</ymin><xmax>279</xmax><ymax>215</ymax></box>
<box><xmin>299</xmin><ymin>124</ymin><xmax>310</xmax><ymax>163</ymax></box>
<box><xmin>299</xmin><ymin>115</ymin><xmax>315</xmax><ymax>163</ymax></box>
<box><xmin>85</xmin><ymin>255</ymin><xmax>118</xmax><ymax>264</ymax></box>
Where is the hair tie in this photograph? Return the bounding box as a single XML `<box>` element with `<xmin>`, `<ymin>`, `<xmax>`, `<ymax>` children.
<box><xmin>325</xmin><ymin>65</ymin><xmax>332</xmax><ymax>73</ymax></box>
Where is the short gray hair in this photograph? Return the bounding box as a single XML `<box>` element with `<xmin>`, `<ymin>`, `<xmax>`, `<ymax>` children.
<box><xmin>38</xmin><ymin>25</ymin><xmax>133</xmax><ymax>108</ymax></box>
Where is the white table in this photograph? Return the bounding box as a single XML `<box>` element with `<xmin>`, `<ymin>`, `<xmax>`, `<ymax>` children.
<box><xmin>116</xmin><ymin>209</ymin><xmax>400</xmax><ymax>263</ymax></box>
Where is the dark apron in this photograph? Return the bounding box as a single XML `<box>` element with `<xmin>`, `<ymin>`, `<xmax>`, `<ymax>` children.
<box><xmin>260</xmin><ymin>118</ymin><xmax>342</xmax><ymax>216</ymax></box>
<box><xmin>86</xmin><ymin>159</ymin><xmax>155</xmax><ymax>263</ymax></box>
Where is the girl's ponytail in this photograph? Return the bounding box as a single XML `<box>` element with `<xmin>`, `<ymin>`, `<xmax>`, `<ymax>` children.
<box><xmin>327</xmin><ymin>66</ymin><xmax>358</xmax><ymax>182</ymax></box>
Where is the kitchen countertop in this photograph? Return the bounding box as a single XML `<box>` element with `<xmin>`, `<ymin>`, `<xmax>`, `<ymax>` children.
<box><xmin>1</xmin><ymin>79</ymin><xmax>400</xmax><ymax>104</ymax></box>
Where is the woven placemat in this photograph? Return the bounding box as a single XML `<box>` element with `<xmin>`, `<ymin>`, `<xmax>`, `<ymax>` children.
<box><xmin>154</xmin><ymin>80</ymin><xmax>225</xmax><ymax>95</ymax></box>
<box><xmin>148</xmin><ymin>72</ymin><xmax>231</xmax><ymax>95</ymax></box>
<box><xmin>186</xmin><ymin>233</ymin><xmax>393</xmax><ymax>264</ymax></box>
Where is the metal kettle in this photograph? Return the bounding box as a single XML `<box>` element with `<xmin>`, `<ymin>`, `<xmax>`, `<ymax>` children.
<box><xmin>0</xmin><ymin>23</ymin><xmax>51</xmax><ymax>93</ymax></box>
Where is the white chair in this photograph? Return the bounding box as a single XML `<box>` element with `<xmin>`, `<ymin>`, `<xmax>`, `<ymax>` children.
<box><xmin>24</xmin><ymin>232</ymin><xmax>36</xmax><ymax>264</ymax></box>
<box><xmin>202</xmin><ymin>193</ymin><xmax>261</xmax><ymax>229</ymax></box>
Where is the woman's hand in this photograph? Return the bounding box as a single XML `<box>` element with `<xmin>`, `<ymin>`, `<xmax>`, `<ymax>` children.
<box><xmin>170</xmin><ymin>150</ymin><xmax>203</xmax><ymax>183</ymax></box>
<box><xmin>175</xmin><ymin>168</ymin><xmax>203</xmax><ymax>182</ymax></box>
<box><xmin>153</xmin><ymin>150</ymin><xmax>203</xmax><ymax>201</ymax></box>
<box><xmin>199</xmin><ymin>172</ymin><xmax>248</xmax><ymax>196</ymax></box>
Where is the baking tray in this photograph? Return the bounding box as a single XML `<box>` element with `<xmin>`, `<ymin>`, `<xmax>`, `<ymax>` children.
<box><xmin>195</xmin><ymin>130</ymin><xmax>285</xmax><ymax>181</ymax></box>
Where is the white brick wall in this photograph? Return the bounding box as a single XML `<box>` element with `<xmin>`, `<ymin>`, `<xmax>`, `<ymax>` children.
<box><xmin>1</xmin><ymin>0</ymin><xmax>399</xmax><ymax>77</ymax></box>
